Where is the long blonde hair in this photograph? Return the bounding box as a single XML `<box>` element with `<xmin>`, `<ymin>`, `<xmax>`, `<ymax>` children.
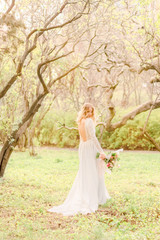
<box><xmin>77</xmin><ymin>103</ymin><xmax>95</xmax><ymax>124</ymax></box>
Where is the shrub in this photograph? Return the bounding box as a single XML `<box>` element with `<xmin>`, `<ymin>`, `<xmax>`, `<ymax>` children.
<box><xmin>36</xmin><ymin>109</ymin><xmax>160</xmax><ymax>150</ymax></box>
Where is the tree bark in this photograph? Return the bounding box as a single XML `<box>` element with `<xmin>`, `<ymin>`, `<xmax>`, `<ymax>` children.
<box><xmin>0</xmin><ymin>1</ymin><xmax>70</xmax><ymax>99</ymax></box>
<box><xmin>141</xmin><ymin>130</ymin><xmax>160</xmax><ymax>151</ymax></box>
<box><xmin>0</xmin><ymin>92</ymin><xmax>47</xmax><ymax>177</ymax></box>
<box><xmin>0</xmin><ymin>0</ymin><xmax>15</xmax><ymax>22</ymax></box>
<box><xmin>108</xmin><ymin>100</ymin><xmax>160</xmax><ymax>131</ymax></box>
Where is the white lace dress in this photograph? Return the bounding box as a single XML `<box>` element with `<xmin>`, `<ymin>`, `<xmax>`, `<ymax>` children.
<box><xmin>48</xmin><ymin>117</ymin><xmax>111</xmax><ymax>216</ymax></box>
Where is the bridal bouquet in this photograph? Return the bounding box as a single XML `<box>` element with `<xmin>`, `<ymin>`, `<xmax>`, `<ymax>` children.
<box><xmin>96</xmin><ymin>149</ymin><xmax>123</xmax><ymax>172</ymax></box>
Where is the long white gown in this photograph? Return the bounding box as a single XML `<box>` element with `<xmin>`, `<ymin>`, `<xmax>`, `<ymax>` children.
<box><xmin>48</xmin><ymin>117</ymin><xmax>111</xmax><ymax>216</ymax></box>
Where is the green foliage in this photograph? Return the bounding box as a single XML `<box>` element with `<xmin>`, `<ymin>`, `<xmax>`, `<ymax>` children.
<box><xmin>100</xmin><ymin>109</ymin><xmax>160</xmax><ymax>150</ymax></box>
<box><xmin>37</xmin><ymin>110</ymin><xmax>79</xmax><ymax>148</ymax></box>
<box><xmin>36</xmin><ymin>109</ymin><xmax>160</xmax><ymax>150</ymax></box>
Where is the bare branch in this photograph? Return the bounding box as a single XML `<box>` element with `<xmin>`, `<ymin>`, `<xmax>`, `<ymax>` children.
<box><xmin>0</xmin><ymin>0</ymin><xmax>88</xmax><ymax>99</ymax></box>
<box><xmin>0</xmin><ymin>0</ymin><xmax>15</xmax><ymax>21</ymax></box>
<box><xmin>26</xmin><ymin>0</ymin><xmax>89</xmax><ymax>40</ymax></box>
<box><xmin>87</xmin><ymin>84</ymin><xmax>110</xmax><ymax>89</ymax></box>
<box><xmin>57</xmin><ymin>122</ymin><xmax>78</xmax><ymax>131</ymax></box>
<box><xmin>150</xmin><ymin>76</ymin><xmax>160</xmax><ymax>83</ymax></box>
<box><xmin>37</xmin><ymin>50</ymin><xmax>74</xmax><ymax>92</ymax></box>
<box><xmin>49</xmin><ymin>58</ymin><xmax>85</xmax><ymax>88</ymax></box>
<box><xmin>96</xmin><ymin>122</ymin><xmax>106</xmax><ymax>127</ymax></box>
<box><xmin>142</xmin><ymin>94</ymin><xmax>160</xmax><ymax>133</ymax></box>
<box><xmin>138</xmin><ymin>63</ymin><xmax>160</xmax><ymax>75</ymax></box>
<box><xmin>0</xmin><ymin>74</ymin><xmax>19</xmax><ymax>99</ymax></box>
<box><xmin>109</xmin><ymin>100</ymin><xmax>160</xmax><ymax>131</ymax></box>
<box><xmin>140</xmin><ymin>129</ymin><xmax>160</xmax><ymax>151</ymax></box>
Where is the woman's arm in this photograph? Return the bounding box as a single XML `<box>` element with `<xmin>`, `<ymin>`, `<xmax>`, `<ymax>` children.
<box><xmin>87</xmin><ymin>118</ymin><xmax>105</xmax><ymax>156</ymax></box>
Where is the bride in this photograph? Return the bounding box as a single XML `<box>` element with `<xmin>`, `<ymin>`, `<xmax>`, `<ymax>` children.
<box><xmin>48</xmin><ymin>103</ymin><xmax>111</xmax><ymax>216</ymax></box>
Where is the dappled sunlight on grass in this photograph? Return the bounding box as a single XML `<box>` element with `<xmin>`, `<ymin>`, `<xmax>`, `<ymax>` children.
<box><xmin>0</xmin><ymin>149</ymin><xmax>160</xmax><ymax>239</ymax></box>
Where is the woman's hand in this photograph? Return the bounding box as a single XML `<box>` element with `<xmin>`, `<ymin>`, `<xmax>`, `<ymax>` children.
<box><xmin>99</xmin><ymin>153</ymin><xmax>106</xmax><ymax>160</ymax></box>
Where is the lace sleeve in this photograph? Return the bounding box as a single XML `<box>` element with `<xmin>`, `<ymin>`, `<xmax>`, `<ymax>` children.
<box><xmin>87</xmin><ymin>118</ymin><xmax>105</xmax><ymax>154</ymax></box>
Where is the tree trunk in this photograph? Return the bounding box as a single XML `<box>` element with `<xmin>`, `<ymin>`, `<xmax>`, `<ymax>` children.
<box><xmin>0</xmin><ymin>92</ymin><xmax>47</xmax><ymax>177</ymax></box>
<box><xmin>29</xmin><ymin>129</ymin><xmax>37</xmax><ymax>156</ymax></box>
<box><xmin>0</xmin><ymin>122</ymin><xmax>28</xmax><ymax>177</ymax></box>
<box><xmin>0</xmin><ymin>141</ymin><xmax>14</xmax><ymax>177</ymax></box>
<box><xmin>17</xmin><ymin>134</ymin><xmax>26</xmax><ymax>152</ymax></box>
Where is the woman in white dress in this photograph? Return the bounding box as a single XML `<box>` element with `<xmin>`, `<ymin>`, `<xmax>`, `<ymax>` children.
<box><xmin>48</xmin><ymin>103</ymin><xmax>111</xmax><ymax>216</ymax></box>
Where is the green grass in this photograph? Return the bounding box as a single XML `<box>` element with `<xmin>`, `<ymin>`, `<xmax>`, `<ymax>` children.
<box><xmin>0</xmin><ymin>148</ymin><xmax>160</xmax><ymax>240</ymax></box>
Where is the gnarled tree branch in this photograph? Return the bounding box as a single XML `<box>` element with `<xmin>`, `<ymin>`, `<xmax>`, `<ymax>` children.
<box><xmin>0</xmin><ymin>0</ymin><xmax>15</xmax><ymax>21</ymax></box>
<box><xmin>108</xmin><ymin>100</ymin><xmax>160</xmax><ymax>131</ymax></box>
<box><xmin>0</xmin><ymin>0</ymin><xmax>89</xmax><ymax>99</ymax></box>
<box><xmin>57</xmin><ymin>122</ymin><xmax>78</xmax><ymax>131</ymax></box>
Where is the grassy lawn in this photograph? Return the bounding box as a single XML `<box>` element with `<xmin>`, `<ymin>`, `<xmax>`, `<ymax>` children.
<box><xmin>0</xmin><ymin>148</ymin><xmax>160</xmax><ymax>240</ymax></box>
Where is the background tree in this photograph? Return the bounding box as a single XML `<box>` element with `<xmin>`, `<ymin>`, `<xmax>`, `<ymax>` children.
<box><xmin>0</xmin><ymin>0</ymin><xmax>100</xmax><ymax>177</ymax></box>
<box><xmin>0</xmin><ymin>0</ymin><xmax>160</xmax><ymax>178</ymax></box>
